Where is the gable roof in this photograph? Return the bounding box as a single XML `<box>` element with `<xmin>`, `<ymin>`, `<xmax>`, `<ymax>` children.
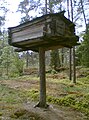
<box><xmin>8</xmin><ymin>12</ymin><xmax>75</xmax><ymax>30</ymax></box>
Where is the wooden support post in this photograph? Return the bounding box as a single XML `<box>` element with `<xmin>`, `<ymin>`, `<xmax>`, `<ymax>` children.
<box><xmin>73</xmin><ymin>46</ymin><xmax>76</xmax><ymax>83</ymax></box>
<box><xmin>37</xmin><ymin>47</ymin><xmax>47</xmax><ymax>108</ymax></box>
<box><xmin>69</xmin><ymin>48</ymin><xmax>72</xmax><ymax>80</ymax></box>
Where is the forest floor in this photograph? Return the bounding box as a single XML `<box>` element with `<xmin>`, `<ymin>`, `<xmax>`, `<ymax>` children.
<box><xmin>0</xmin><ymin>68</ymin><xmax>89</xmax><ymax>120</ymax></box>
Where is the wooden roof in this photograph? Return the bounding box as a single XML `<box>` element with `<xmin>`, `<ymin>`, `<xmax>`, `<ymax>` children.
<box><xmin>9</xmin><ymin>13</ymin><xmax>75</xmax><ymax>30</ymax></box>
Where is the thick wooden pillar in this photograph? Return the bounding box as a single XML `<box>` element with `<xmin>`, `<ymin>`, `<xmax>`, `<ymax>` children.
<box><xmin>38</xmin><ymin>47</ymin><xmax>46</xmax><ymax>108</ymax></box>
<box><xmin>69</xmin><ymin>48</ymin><xmax>72</xmax><ymax>80</ymax></box>
<box><xmin>73</xmin><ymin>46</ymin><xmax>76</xmax><ymax>83</ymax></box>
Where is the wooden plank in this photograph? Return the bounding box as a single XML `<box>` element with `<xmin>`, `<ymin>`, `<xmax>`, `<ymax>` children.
<box><xmin>56</xmin><ymin>19</ymin><xmax>65</xmax><ymax>35</ymax></box>
<box><xmin>12</xmin><ymin>35</ymin><xmax>79</xmax><ymax>52</ymax></box>
<box><xmin>12</xmin><ymin>25</ymin><xmax>44</xmax><ymax>43</ymax></box>
<box><xmin>9</xmin><ymin>17</ymin><xmax>52</xmax><ymax>44</ymax></box>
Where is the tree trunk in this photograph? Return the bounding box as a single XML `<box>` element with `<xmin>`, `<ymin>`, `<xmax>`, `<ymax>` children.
<box><xmin>26</xmin><ymin>51</ymin><xmax>29</xmax><ymax>68</ymax></box>
<box><xmin>67</xmin><ymin>0</ymin><xmax>72</xmax><ymax>80</ymax></box>
<box><xmin>70</xmin><ymin>0</ymin><xmax>76</xmax><ymax>83</ymax></box>
<box><xmin>80</xmin><ymin>0</ymin><xmax>87</xmax><ymax>28</ymax></box>
<box><xmin>45</xmin><ymin>0</ymin><xmax>47</xmax><ymax>14</ymax></box>
<box><xmin>50</xmin><ymin>49</ymin><xmax>60</xmax><ymax>71</ymax></box>
<box><xmin>67</xmin><ymin>0</ymin><xmax>70</xmax><ymax>19</ymax></box>
<box><xmin>61</xmin><ymin>48</ymin><xmax>64</xmax><ymax>67</ymax></box>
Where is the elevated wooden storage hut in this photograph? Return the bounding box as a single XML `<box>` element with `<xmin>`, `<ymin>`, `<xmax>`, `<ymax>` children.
<box><xmin>8</xmin><ymin>13</ymin><xmax>79</xmax><ymax>52</ymax></box>
<box><xmin>8</xmin><ymin>12</ymin><xmax>79</xmax><ymax>108</ymax></box>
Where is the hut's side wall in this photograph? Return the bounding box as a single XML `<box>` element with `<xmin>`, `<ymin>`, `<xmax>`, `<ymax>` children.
<box><xmin>52</xmin><ymin>16</ymin><xmax>75</xmax><ymax>36</ymax></box>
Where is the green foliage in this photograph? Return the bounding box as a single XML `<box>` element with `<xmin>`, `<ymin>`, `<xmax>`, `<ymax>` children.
<box><xmin>81</xmin><ymin>34</ymin><xmax>89</xmax><ymax>67</ymax></box>
<box><xmin>50</xmin><ymin>50</ymin><xmax>61</xmax><ymax>71</ymax></box>
<box><xmin>47</xmin><ymin>95</ymin><xmax>76</xmax><ymax>106</ymax></box>
<box><xmin>0</xmin><ymin>112</ymin><xmax>3</xmax><ymax>116</ymax></box>
<box><xmin>0</xmin><ymin>46</ymin><xmax>13</xmax><ymax>76</ymax></box>
<box><xmin>22</xmin><ymin>89</ymin><xmax>39</xmax><ymax>101</ymax></box>
<box><xmin>0</xmin><ymin>84</ymin><xmax>23</xmax><ymax>103</ymax></box>
<box><xmin>0</xmin><ymin>46</ymin><xmax>12</xmax><ymax>66</ymax></box>
<box><xmin>0</xmin><ymin>45</ymin><xmax>24</xmax><ymax>77</ymax></box>
<box><xmin>12</xmin><ymin>53</ymin><xmax>24</xmax><ymax>76</ymax></box>
<box><xmin>76</xmin><ymin>26</ymin><xmax>89</xmax><ymax>67</ymax></box>
<box><xmin>47</xmin><ymin>94</ymin><xmax>89</xmax><ymax>116</ymax></box>
<box><xmin>76</xmin><ymin>45</ymin><xmax>83</xmax><ymax>66</ymax></box>
<box><xmin>73</xmin><ymin>94</ymin><xmax>89</xmax><ymax>117</ymax></box>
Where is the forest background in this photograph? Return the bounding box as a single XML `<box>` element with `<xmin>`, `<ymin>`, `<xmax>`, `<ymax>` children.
<box><xmin>0</xmin><ymin>0</ymin><xmax>89</xmax><ymax>80</ymax></box>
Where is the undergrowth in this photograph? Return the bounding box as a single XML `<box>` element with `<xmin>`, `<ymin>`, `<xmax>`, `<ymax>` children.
<box><xmin>0</xmin><ymin>67</ymin><xmax>89</xmax><ymax>119</ymax></box>
<box><xmin>18</xmin><ymin>87</ymin><xmax>89</xmax><ymax>118</ymax></box>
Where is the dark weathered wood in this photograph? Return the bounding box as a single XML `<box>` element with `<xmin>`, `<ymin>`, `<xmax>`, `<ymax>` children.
<box><xmin>8</xmin><ymin>13</ymin><xmax>78</xmax><ymax>50</ymax></box>
<box><xmin>56</xmin><ymin>19</ymin><xmax>65</xmax><ymax>35</ymax></box>
<box><xmin>73</xmin><ymin>46</ymin><xmax>76</xmax><ymax>83</ymax></box>
<box><xmin>11</xmin><ymin>23</ymin><xmax>44</xmax><ymax>43</ymax></box>
<box><xmin>69</xmin><ymin>48</ymin><xmax>72</xmax><ymax>80</ymax></box>
<box><xmin>39</xmin><ymin>47</ymin><xmax>46</xmax><ymax>108</ymax></box>
<box><xmin>13</xmin><ymin>35</ymin><xmax>79</xmax><ymax>52</ymax></box>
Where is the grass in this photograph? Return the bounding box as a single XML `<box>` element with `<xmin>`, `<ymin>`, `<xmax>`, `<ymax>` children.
<box><xmin>0</xmin><ymin>84</ymin><xmax>23</xmax><ymax>104</ymax></box>
<box><xmin>0</xmin><ymin>68</ymin><xmax>89</xmax><ymax>119</ymax></box>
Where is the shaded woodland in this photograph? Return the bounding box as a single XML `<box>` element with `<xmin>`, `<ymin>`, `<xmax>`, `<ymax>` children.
<box><xmin>0</xmin><ymin>0</ymin><xmax>89</xmax><ymax>79</ymax></box>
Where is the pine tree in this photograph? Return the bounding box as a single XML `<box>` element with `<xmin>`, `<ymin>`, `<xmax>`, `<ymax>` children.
<box><xmin>0</xmin><ymin>0</ymin><xmax>8</xmax><ymax>33</ymax></box>
<box><xmin>17</xmin><ymin>0</ymin><xmax>41</xmax><ymax>23</ymax></box>
<box><xmin>81</xmin><ymin>24</ymin><xmax>89</xmax><ymax>67</ymax></box>
<box><xmin>50</xmin><ymin>49</ymin><xmax>60</xmax><ymax>70</ymax></box>
<box><xmin>76</xmin><ymin>23</ymin><xmax>89</xmax><ymax>67</ymax></box>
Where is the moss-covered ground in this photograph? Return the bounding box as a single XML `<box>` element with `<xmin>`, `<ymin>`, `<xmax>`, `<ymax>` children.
<box><xmin>0</xmin><ymin>68</ymin><xmax>89</xmax><ymax>119</ymax></box>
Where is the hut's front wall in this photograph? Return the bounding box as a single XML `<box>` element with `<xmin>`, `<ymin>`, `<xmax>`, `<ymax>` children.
<box><xmin>11</xmin><ymin>22</ymin><xmax>44</xmax><ymax>43</ymax></box>
<box><xmin>10</xmin><ymin>17</ymin><xmax>52</xmax><ymax>44</ymax></box>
